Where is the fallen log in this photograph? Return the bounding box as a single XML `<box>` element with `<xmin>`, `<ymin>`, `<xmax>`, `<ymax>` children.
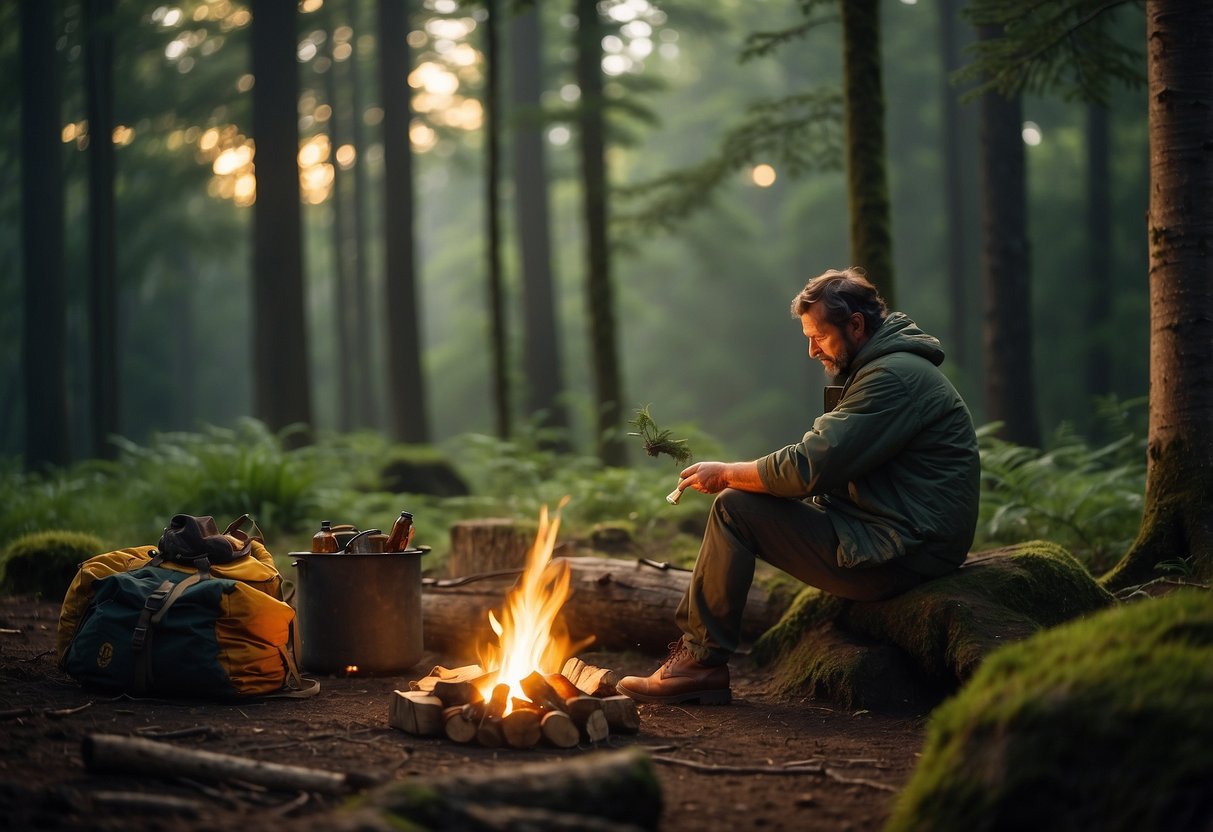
<box><xmin>422</xmin><ymin>556</ymin><xmax>785</xmax><ymax>657</ymax></box>
<box><xmin>339</xmin><ymin>747</ymin><xmax>661</xmax><ymax>831</ymax></box>
<box><xmin>82</xmin><ymin>734</ymin><xmax>376</xmax><ymax>795</ymax></box>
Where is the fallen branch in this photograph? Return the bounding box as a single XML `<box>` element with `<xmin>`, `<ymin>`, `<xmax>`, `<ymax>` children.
<box><xmin>649</xmin><ymin>754</ymin><xmax>898</xmax><ymax>792</ymax></box>
<box><xmin>45</xmin><ymin>702</ymin><xmax>94</xmax><ymax>719</ymax></box>
<box><xmin>83</xmin><ymin>734</ymin><xmax>381</xmax><ymax>796</ymax></box>
<box><xmin>90</xmin><ymin>791</ymin><xmax>202</xmax><ymax>815</ymax></box>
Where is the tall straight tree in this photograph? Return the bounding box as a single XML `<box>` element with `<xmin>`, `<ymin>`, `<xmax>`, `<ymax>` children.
<box><xmin>511</xmin><ymin>4</ymin><xmax>569</xmax><ymax>447</ymax></box>
<box><xmin>84</xmin><ymin>0</ymin><xmax>119</xmax><ymax>458</ymax></box>
<box><xmin>378</xmin><ymin>0</ymin><xmax>429</xmax><ymax>442</ymax></box>
<box><xmin>19</xmin><ymin>0</ymin><xmax>70</xmax><ymax>468</ymax></box>
<box><xmin>839</xmin><ymin>0</ymin><xmax>895</xmax><ymax>306</ymax></box>
<box><xmin>937</xmin><ymin>0</ymin><xmax>970</xmax><ymax>369</ymax></box>
<box><xmin>326</xmin><ymin>7</ymin><xmax>356</xmax><ymax>432</ymax></box>
<box><xmin>251</xmin><ymin>0</ymin><xmax>314</xmax><ymax>436</ymax></box>
<box><xmin>1105</xmin><ymin>0</ymin><xmax>1213</xmax><ymax>587</ymax></box>
<box><xmin>574</xmin><ymin>0</ymin><xmax>625</xmax><ymax>466</ymax></box>
<box><xmin>483</xmin><ymin>0</ymin><xmax>510</xmax><ymax>439</ymax></box>
<box><xmin>976</xmin><ymin>23</ymin><xmax>1040</xmax><ymax>449</ymax></box>
<box><xmin>348</xmin><ymin>0</ymin><xmax>377</xmax><ymax>426</ymax></box>
<box><xmin>1085</xmin><ymin>102</ymin><xmax>1112</xmax><ymax>414</ymax></box>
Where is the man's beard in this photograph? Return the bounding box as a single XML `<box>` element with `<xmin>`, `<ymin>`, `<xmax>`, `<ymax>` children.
<box><xmin>820</xmin><ymin>334</ymin><xmax>858</xmax><ymax>380</ymax></box>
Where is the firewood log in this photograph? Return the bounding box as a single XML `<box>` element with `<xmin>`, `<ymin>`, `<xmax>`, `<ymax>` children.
<box><xmin>561</xmin><ymin>657</ymin><xmax>619</xmax><ymax>696</ymax></box>
<box><xmin>409</xmin><ymin>664</ymin><xmax>485</xmax><ymax>693</ymax></box>
<box><xmin>581</xmin><ymin>708</ymin><xmax>609</xmax><ymax>743</ymax></box>
<box><xmin>501</xmin><ymin>709</ymin><xmax>542</xmax><ymax>749</ymax></box>
<box><xmin>476</xmin><ymin>683</ymin><xmax>510</xmax><ymax>747</ymax></box>
<box><xmin>539</xmin><ymin>710</ymin><xmax>580</xmax><ymax>749</ymax></box>
<box><xmin>545</xmin><ymin>673</ymin><xmax>583</xmax><ymax>703</ymax></box>
<box><xmin>442</xmin><ymin>706</ymin><xmax>478</xmax><ymax>744</ymax></box>
<box><xmin>430</xmin><ymin>679</ymin><xmax>484</xmax><ymax>707</ymax></box>
<box><xmin>520</xmin><ymin>671</ymin><xmax>569</xmax><ymax>712</ymax></box>
<box><xmin>600</xmin><ymin>696</ymin><xmax>640</xmax><ymax>734</ymax></box>
<box><xmin>388</xmin><ymin>691</ymin><xmax>445</xmax><ymax>737</ymax></box>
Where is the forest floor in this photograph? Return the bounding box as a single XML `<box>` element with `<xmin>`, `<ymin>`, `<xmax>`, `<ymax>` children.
<box><xmin>1</xmin><ymin>594</ymin><xmax>926</xmax><ymax>832</ymax></box>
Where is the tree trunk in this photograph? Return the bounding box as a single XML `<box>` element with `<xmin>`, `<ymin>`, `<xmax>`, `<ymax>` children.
<box><xmin>575</xmin><ymin>0</ymin><xmax>626</xmax><ymax>466</ymax></box>
<box><xmin>1085</xmin><ymin>103</ymin><xmax>1112</xmax><ymax>422</ymax></box>
<box><xmin>251</xmin><ymin>0</ymin><xmax>314</xmax><ymax>439</ymax></box>
<box><xmin>326</xmin><ymin>10</ymin><xmax>355</xmax><ymax>433</ymax></box>
<box><xmin>511</xmin><ymin>6</ymin><xmax>570</xmax><ymax>448</ymax></box>
<box><xmin>937</xmin><ymin>0</ymin><xmax>970</xmax><ymax>369</ymax></box>
<box><xmin>378</xmin><ymin>0</ymin><xmax>429</xmax><ymax>442</ymax></box>
<box><xmin>349</xmin><ymin>0</ymin><xmax>378</xmax><ymax>427</ymax></box>
<box><xmin>977</xmin><ymin>24</ymin><xmax>1040</xmax><ymax>448</ymax></box>
<box><xmin>84</xmin><ymin>0</ymin><xmax>119</xmax><ymax>459</ymax></box>
<box><xmin>1103</xmin><ymin>0</ymin><xmax>1213</xmax><ymax>589</ymax></box>
<box><xmin>484</xmin><ymin>0</ymin><xmax>510</xmax><ymax>439</ymax></box>
<box><xmin>20</xmin><ymin>0</ymin><xmax>70</xmax><ymax>469</ymax></box>
<box><xmin>840</xmin><ymin>0</ymin><xmax>895</xmax><ymax>307</ymax></box>
<box><xmin>422</xmin><ymin>556</ymin><xmax>787</xmax><ymax>657</ymax></box>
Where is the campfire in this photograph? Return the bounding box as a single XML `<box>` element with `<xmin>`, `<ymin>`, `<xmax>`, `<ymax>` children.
<box><xmin>390</xmin><ymin>503</ymin><xmax>639</xmax><ymax>749</ymax></box>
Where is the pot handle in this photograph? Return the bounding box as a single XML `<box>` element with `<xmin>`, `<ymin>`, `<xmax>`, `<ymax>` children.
<box><xmin>342</xmin><ymin>528</ymin><xmax>382</xmax><ymax>553</ymax></box>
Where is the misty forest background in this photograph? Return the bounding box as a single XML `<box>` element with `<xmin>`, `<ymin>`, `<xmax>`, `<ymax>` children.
<box><xmin>1</xmin><ymin>0</ymin><xmax>1155</xmax><ymax>567</ymax></box>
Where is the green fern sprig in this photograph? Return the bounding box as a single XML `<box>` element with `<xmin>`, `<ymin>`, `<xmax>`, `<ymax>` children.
<box><xmin>628</xmin><ymin>405</ymin><xmax>693</xmax><ymax>465</ymax></box>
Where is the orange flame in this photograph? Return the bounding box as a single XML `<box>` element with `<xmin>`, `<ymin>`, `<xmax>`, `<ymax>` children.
<box><xmin>476</xmin><ymin>500</ymin><xmax>585</xmax><ymax>712</ymax></box>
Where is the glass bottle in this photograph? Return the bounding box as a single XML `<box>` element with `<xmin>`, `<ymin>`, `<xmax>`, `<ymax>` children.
<box><xmin>311</xmin><ymin>520</ymin><xmax>338</xmax><ymax>553</ymax></box>
<box><xmin>384</xmin><ymin>511</ymin><xmax>414</xmax><ymax>552</ymax></box>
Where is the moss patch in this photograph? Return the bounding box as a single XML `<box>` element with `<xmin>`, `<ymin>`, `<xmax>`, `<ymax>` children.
<box><xmin>753</xmin><ymin>542</ymin><xmax>1113</xmax><ymax>711</ymax></box>
<box><xmin>1</xmin><ymin>530</ymin><xmax>106</xmax><ymax>600</ymax></box>
<box><xmin>888</xmin><ymin>589</ymin><xmax>1213</xmax><ymax>832</ymax></box>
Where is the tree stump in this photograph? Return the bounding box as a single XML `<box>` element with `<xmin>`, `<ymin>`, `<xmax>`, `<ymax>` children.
<box><xmin>447</xmin><ymin>518</ymin><xmax>538</xmax><ymax>577</ymax></box>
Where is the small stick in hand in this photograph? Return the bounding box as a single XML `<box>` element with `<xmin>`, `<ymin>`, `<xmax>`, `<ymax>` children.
<box><xmin>666</xmin><ymin>487</ymin><xmax>683</xmax><ymax>505</ymax></box>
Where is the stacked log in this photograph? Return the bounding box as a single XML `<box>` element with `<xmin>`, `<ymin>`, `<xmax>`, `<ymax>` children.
<box><xmin>389</xmin><ymin>659</ymin><xmax>638</xmax><ymax>750</ymax></box>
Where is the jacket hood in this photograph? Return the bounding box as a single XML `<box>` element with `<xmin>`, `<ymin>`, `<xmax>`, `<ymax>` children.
<box><xmin>851</xmin><ymin>312</ymin><xmax>944</xmax><ymax>372</ymax></box>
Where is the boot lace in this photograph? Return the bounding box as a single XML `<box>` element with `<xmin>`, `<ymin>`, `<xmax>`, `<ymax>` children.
<box><xmin>661</xmin><ymin>640</ymin><xmax>691</xmax><ymax>670</ymax></box>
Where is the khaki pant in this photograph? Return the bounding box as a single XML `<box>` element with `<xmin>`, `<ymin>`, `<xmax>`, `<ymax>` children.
<box><xmin>675</xmin><ymin>488</ymin><xmax>927</xmax><ymax>665</ymax></box>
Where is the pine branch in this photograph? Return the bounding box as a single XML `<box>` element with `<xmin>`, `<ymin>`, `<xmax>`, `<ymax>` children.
<box><xmin>627</xmin><ymin>405</ymin><xmax>693</xmax><ymax>465</ymax></box>
<box><xmin>957</xmin><ymin>0</ymin><xmax>1144</xmax><ymax>104</ymax></box>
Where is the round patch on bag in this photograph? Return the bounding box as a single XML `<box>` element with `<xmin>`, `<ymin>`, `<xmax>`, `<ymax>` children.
<box><xmin>97</xmin><ymin>642</ymin><xmax>114</xmax><ymax>668</ymax></box>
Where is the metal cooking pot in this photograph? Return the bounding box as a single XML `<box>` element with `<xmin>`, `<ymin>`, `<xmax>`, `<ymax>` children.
<box><xmin>290</xmin><ymin>547</ymin><xmax>429</xmax><ymax>674</ymax></box>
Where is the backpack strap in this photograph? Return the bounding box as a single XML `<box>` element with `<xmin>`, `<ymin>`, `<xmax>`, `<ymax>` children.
<box><xmin>132</xmin><ymin>559</ymin><xmax>212</xmax><ymax>694</ymax></box>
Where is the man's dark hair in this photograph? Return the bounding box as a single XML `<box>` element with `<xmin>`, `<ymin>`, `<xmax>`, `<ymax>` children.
<box><xmin>790</xmin><ymin>267</ymin><xmax>889</xmax><ymax>335</ymax></box>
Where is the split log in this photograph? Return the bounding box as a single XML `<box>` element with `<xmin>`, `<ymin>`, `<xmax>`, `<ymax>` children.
<box><xmin>476</xmin><ymin>683</ymin><xmax>510</xmax><ymax>747</ymax></box>
<box><xmin>82</xmin><ymin>734</ymin><xmax>376</xmax><ymax>795</ymax></box>
<box><xmin>388</xmin><ymin>691</ymin><xmax>445</xmax><ymax>737</ymax></box>
<box><xmin>561</xmin><ymin>658</ymin><xmax>619</xmax><ymax>696</ymax></box>
<box><xmin>430</xmin><ymin>679</ymin><xmax>484</xmax><ymax>707</ymax></box>
<box><xmin>443</xmin><ymin>706</ymin><xmax>478</xmax><ymax>744</ymax></box>
<box><xmin>343</xmin><ymin>747</ymin><xmax>661</xmax><ymax>831</ymax></box>
<box><xmin>540</xmin><ymin>711</ymin><xmax>580</xmax><ymax>748</ymax></box>
<box><xmin>545</xmin><ymin>673</ymin><xmax>584</xmax><ymax>702</ymax></box>
<box><xmin>423</xmin><ymin>556</ymin><xmax>786</xmax><ymax>657</ymax></box>
<box><xmin>520</xmin><ymin>671</ymin><xmax>569</xmax><ymax>712</ymax></box>
<box><xmin>502</xmin><ymin>709</ymin><xmax>542</xmax><ymax>749</ymax></box>
<box><xmin>410</xmin><ymin>664</ymin><xmax>484</xmax><ymax>694</ymax></box>
<box><xmin>579</xmin><ymin>708</ymin><xmax>609</xmax><ymax>744</ymax></box>
<box><xmin>600</xmin><ymin>696</ymin><xmax>641</xmax><ymax>734</ymax></box>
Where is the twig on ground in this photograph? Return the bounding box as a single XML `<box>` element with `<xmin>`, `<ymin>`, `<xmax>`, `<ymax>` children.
<box><xmin>822</xmin><ymin>768</ymin><xmax>898</xmax><ymax>792</ymax></box>
<box><xmin>0</xmin><ymin>627</ymin><xmax>21</xmax><ymax>635</ymax></box>
<box><xmin>269</xmin><ymin>791</ymin><xmax>311</xmax><ymax>816</ymax></box>
<box><xmin>174</xmin><ymin>777</ymin><xmax>246</xmax><ymax>809</ymax></box>
<box><xmin>651</xmin><ymin>754</ymin><xmax>900</xmax><ymax>792</ymax></box>
<box><xmin>19</xmin><ymin>650</ymin><xmax>54</xmax><ymax>664</ymax></box>
<box><xmin>45</xmin><ymin>702</ymin><xmax>94</xmax><ymax>719</ymax></box>
<box><xmin>137</xmin><ymin>725</ymin><xmax>217</xmax><ymax>740</ymax></box>
<box><xmin>0</xmin><ymin>706</ymin><xmax>32</xmax><ymax>721</ymax></box>
<box><xmin>90</xmin><ymin>791</ymin><xmax>202</xmax><ymax>815</ymax></box>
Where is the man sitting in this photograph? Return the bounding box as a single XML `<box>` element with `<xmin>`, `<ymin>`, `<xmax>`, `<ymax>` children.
<box><xmin>617</xmin><ymin>268</ymin><xmax>981</xmax><ymax>704</ymax></box>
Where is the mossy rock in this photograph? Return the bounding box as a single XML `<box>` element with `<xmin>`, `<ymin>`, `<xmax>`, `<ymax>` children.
<box><xmin>1</xmin><ymin>530</ymin><xmax>107</xmax><ymax>600</ymax></box>
<box><xmin>753</xmin><ymin>542</ymin><xmax>1114</xmax><ymax>711</ymax></box>
<box><xmin>378</xmin><ymin>446</ymin><xmax>469</xmax><ymax>497</ymax></box>
<box><xmin>887</xmin><ymin>589</ymin><xmax>1213</xmax><ymax>832</ymax></box>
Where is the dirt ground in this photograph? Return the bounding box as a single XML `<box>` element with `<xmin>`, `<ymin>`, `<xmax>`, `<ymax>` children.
<box><xmin>1</xmin><ymin>594</ymin><xmax>926</xmax><ymax>832</ymax></box>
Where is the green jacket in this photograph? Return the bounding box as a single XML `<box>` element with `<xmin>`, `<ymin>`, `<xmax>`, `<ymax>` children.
<box><xmin>756</xmin><ymin>313</ymin><xmax>980</xmax><ymax>576</ymax></box>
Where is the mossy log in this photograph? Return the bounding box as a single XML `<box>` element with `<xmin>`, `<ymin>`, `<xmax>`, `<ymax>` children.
<box><xmin>887</xmin><ymin>589</ymin><xmax>1213</xmax><ymax>832</ymax></box>
<box><xmin>754</xmin><ymin>541</ymin><xmax>1115</xmax><ymax>711</ymax></box>
<box><xmin>423</xmin><ymin>556</ymin><xmax>785</xmax><ymax>657</ymax></box>
<box><xmin>1</xmin><ymin>530</ymin><xmax>106</xmax><ymax>600</ymax></box>
<box><xmin>334</xmin><ymin>747</ymin><xmax>661</xmax><ymax>832</ymax></box>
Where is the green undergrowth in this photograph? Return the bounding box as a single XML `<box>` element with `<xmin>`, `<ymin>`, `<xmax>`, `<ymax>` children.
<box><xmin>888</xmin><ymin>589</ymin><xmax>1213</xmax><ymax>832</ymax></box>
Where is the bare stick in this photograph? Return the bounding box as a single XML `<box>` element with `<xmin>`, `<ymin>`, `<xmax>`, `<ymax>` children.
<box><xmin>83</xmin><ymin>734</ymin><xmax>376</xmax><ymax>795</ymax></box>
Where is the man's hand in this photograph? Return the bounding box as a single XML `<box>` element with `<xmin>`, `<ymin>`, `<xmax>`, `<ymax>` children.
<box><xmin>675</xmin><ymin>461</ymin><xmax>766</xmax><ymax>497</ymax></box>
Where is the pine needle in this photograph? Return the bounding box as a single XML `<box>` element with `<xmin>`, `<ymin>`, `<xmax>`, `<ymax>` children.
<box><xmin>627</xmin><ymin>405</ymin><xmax>693</xmax><ymax>465</ymax></box>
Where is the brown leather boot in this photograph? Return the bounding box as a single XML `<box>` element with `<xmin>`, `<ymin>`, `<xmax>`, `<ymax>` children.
<box><xmin>616</xmin><ymin>641</ymin><xmax>731</xmax><ymax>704</ymax></box>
